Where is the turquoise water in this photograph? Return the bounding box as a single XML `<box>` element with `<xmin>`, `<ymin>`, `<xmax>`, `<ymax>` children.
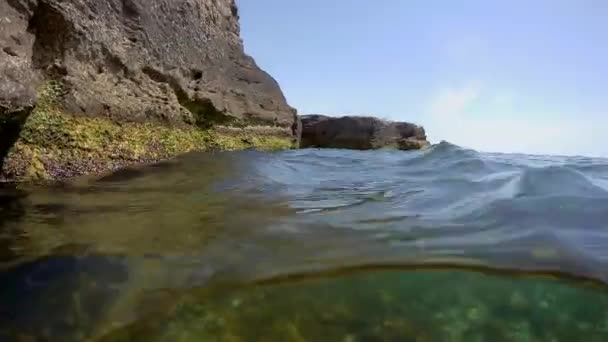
<box><xmin>1</xmin><ymin>143</ymin><xmax>608</xmax><ymax>341</ymax></box>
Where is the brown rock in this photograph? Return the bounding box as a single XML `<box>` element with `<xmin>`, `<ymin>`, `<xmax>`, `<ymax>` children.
<box><xmin>1</xmin><ymin>0</ymin><xmax>295</xmax><ymax>127</ymax></box>
<box><xmin>0</xmin><ymin>0</ymin><xmax>38</xmax><ymax>114</ymax></box>
<box><xmin>398</xmin><ymin>137</ymin><xmax>431</xmax><ymax>150</ymax></box>
<box><xmin>0</xmin><ymin>0</ymin><xmax>297</xmax><ymax>180</ymax></box>
<box><xmin>299</xmin><ymin>115</ymin><xmax>429</xmax><ymax>150</ymax></box>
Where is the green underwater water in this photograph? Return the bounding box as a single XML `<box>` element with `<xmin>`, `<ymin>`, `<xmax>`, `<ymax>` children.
<box><xmin>3</xmin><ymin>147</ymin><xmax>608</xmax><ymax>341</ymax></box>
<box><xmin>97</xmin><ymin>269</ymin><xmax>608</xmax><ymax>342</ymax></box>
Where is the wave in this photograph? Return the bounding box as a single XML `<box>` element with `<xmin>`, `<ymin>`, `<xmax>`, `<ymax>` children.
<box><xmin>4</xmin><ymin>142</ymin><xmax>608</xmax><ymax>340</ymax></box>
<box><xmin>3</xmin><ymin>142</ymin><xmax>608</xmax><ymax>321</ymax></box>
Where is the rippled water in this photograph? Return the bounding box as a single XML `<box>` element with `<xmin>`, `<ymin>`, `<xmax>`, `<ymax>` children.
<box><xmin>1</xmin><ymin>142</ymin><xmax>608</xmax><ymax>341</ymax></box>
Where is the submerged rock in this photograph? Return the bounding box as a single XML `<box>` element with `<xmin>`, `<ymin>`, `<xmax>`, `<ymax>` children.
<box><xmin>299</xmin><ymin>115</ymin><xmax>429</xmax><ymax>150</ymax></box>
<box><xmin>0</xmin><ymin>0</ymin><xmax>297</xmax><ymax>181</ymax></box>
<box><xmin>0</xmin><ymin>252</ymin><xmax>130</xmax><ymax>341</ymax></box>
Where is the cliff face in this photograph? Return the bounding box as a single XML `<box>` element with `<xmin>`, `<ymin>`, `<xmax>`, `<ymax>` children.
<box><xmin>0</xmin><ymin>0</ymin><xmax>297</xmax><ymax>181</ymax></box>
<box><xmin>300</xmin><ymin>115</ymin><xmax>429</xmax><ymax>151</ymax></box>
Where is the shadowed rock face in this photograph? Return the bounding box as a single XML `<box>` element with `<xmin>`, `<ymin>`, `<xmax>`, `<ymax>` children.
<box><xmin>0</xmin><ymin>0</ymin><xmax>297</xmax><ymax>181</ymax></box>
<box><xmin>300</xmin><ymin>115</ymin><xmax>429</xmax><ymax>150</ymax></box>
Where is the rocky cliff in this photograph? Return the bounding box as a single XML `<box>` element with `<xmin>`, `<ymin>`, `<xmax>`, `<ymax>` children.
<box><xmin>0</xmin><ymin>0</ymin><xmax>297</xmax><ymax>181</ymax></box>
<box><xmin>300</xmin><ymin>115</ymin><xmax>429</xmax><ymax>150</ymax></box>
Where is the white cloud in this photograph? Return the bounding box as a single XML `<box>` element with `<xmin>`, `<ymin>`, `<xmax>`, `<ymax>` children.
<box><xmin>493</xmin><ymin>90</ymin><xmax>514</xmax><ymax>106</ymax></box>
<box><xmin>424</xmin><ymin>83</ymin><xmax>608</xmax><ymax>157</ymax></box>
<box><xmin>430</xmin><ymin>83</ymin><xmax>481</xmax><ymax>118</ymax></box>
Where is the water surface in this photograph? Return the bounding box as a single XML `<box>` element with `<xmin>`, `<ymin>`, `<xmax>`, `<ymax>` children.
<box><xmin>1</xmin><ymin>142</ymin><xmax>608</xmax><ymax>341</ymax></box>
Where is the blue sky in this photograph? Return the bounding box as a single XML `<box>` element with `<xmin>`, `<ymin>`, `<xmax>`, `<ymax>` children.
<box><xmin>238</xmin><ymin>0</ymin><xmax>608</xmax><ymax>156</ymax></box>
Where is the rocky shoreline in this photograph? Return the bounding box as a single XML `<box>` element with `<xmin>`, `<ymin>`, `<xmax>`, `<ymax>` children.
<box><xmin>300</xmin><ymin>115</ymin><xmax>429</xmax><ymax>151</ymax></box>
<box><xmin>0</xmin><ymin>0</ymin><xmax>428</xmax><ymax>183</ymax></box>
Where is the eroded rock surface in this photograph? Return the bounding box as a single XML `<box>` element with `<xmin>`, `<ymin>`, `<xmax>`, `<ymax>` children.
<box><xmin>0</xmin><ymin>0</ymin><xmax>297</xmax><ymax>181</ymax></box>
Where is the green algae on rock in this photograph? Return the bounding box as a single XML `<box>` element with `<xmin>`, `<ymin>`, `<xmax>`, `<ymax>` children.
<box><xmin>1</xmin><ymin>82</ymin><xmax>294</xmax><ymax>182</ymax></box>
<box><xmin>92</xmin><ymin>270</ymin><xmax>608</xmax><ymax>342</ymax></box>
<box><xmin>1</xmin><ymin>117</ymin><xmax>293</xmax><ymax>182</ymax></box>
<box><xmin>0</xmin><ymin>0</ymin><xmax>298</xmax><ymax>182</ymax></box>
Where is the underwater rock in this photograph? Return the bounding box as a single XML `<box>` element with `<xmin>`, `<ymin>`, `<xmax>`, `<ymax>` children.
<box><xmin>0</xmin><ymin>253</ymin><xmax>129</xmax><ymax>341</ymax></box>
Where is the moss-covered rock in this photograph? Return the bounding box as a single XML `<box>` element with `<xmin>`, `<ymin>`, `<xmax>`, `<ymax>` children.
<box><xmin>0</xmin><ymin>82</ymin><xmax>294</xmax><ymax>182</ymax></box>
<box><xmin>0</xmin><ymin>0</ymin><xmax>297</xmax><ymax>133</ymax></box>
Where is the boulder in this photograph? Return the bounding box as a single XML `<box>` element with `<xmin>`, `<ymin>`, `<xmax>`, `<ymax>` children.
<box><xmin>0</xmin><ymin>0</ymin><xmax>297</xmax><ymax>181</ymax></box>
<box><xmin>300</xmin><ymin>115</ymin><xmax>429</xmax><ymax>150</ymax></box>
